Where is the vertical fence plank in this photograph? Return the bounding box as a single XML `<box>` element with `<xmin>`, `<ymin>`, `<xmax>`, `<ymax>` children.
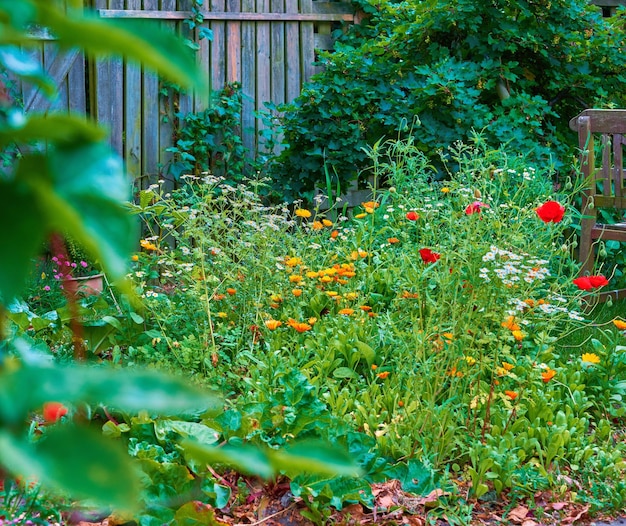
<box><xmin>241</xmin><ymin>0</ymin><xmax>256</xmax><ymax>156</ymax></box>
<box><xmin>285</xmin><ymin>0</ymin><xmax>300</xmax><ymax>103</ymax></box>
<box><xmin>108</xmin><ymin>0</ymin><xmax>125</xmax><ymax>155</ymax></box>
<box><xmin>227</xmin><ymin>0</ymin><xmax>242</xmax><ymax>84</ymax></box>
<box><xmin>210</xmin><ymin>0</ymin><xmax>226</xmax><ymax>102</ymax></box>
<box><xmin>299</xmin><ymin>0</ymin><xmax>315</xmax><ymax>83</ymax></box>
<box><xmin>124</xmin><ymin>0</ymin><xmax>143</xmax><ymax>183</ymax></box>
<box><xmin>93</xmin><ymin>0</ymin><xmax>113</xmax><ymax>147</ymax></box>
<box><xmin>67</xmin><ymin>1</ymin><xmax>86</xmax><ymax>115</ymax></box>
<box><xmin>256</xmin><ymin>0</ymin><xmax>271</xmax><ymax>152</ymax></box>
<box><xmin>270</xmin><ymin>0</ymin><xmax>285</xmax><ymax>108</ymax></box>
<box><xmin>177</xmin><ymin>0</ymin><xmax>194</xmax><ymax>117</ymax></box>
<box><xmin>142</xmin><ymin>0</ymin><xmax>160</xmax><ymax>182</ymax></box>
<box><xmin>159</xmin><ymin>0</ymin><xmax>177</xmax><ymax>187</ymax></box>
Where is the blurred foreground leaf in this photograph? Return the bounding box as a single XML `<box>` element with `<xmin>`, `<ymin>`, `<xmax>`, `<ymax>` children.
<box><xmin>0</xmin><ymin>425</ymin><xmax>140</xmax><ymax>509</ymax></box>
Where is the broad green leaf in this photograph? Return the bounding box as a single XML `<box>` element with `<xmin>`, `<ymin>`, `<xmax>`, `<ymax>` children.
<box><xmin>154</xmin><ymin>420</ymin><xmax>220</xmax><ymax>446</ymax></box>
<box><xmin>201</xmin><ymin>481</ymin><xmax>231</xmax><ymax>510</ymax></box>
<box><xmin>0</xmin><ymin>114</ymin><xmax>105</xmax><ymax>148</ymax></box>
<box><xmin>354</xmin><ymin>341</ymin><xmax>375</xmax><ymax>366</ymax></box>
<box><xmin>0</xmin><ymin>426</ymin><xmax>140</xmax><ymax>509</ymax></box>
<box><xmin>174</xmin><ymin>501</ymin><xmax>228</xmax><ymax>525</ymax></box>
<box><xmin>332</xmin><ymin>366</ymin><xmax>358</xmax><ymax>379</ymax></box>
<box><xmin>0</xmin><ymin>360</ymin><xmax>220</xmax><ymax>425</ymax></box>
<box><xmin>37</xmin><ymin>424</ymin><xmax>140</xmax><ymax>508</ymax></box>
<box><xmin>0</xmin><ymin>180</ymin><xmax>46</xmax><ymax>301</ymax></box>
<box><xmin>36</xmin><ymin>5</ymin><xmax>203</xmax><ymax>90</ymax></box>
<box><xmin>271</xmin><ymin>440</ymin><xmax>361</xmax><ymax>478</ymax></box>
<box><xmin>182</xmin><ymin>441</ymin><xmax>275</xmax><ymax>479</ymax></box>
<box><xmin>0</xmin><ymin>46</ymin><xmax>55</xmax><ymax>97</ymax></box>
<box><xmin>17</xmin><ymin>144</ymin><xmax>137</xmax><ymax>286</ymax></box>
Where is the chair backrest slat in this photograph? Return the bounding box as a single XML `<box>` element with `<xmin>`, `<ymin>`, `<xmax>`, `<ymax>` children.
<box><xmin>601</xmin><ymin>134</ymin><xmax>611</xmax><ymax>196</ymax></box>
<box><xmin>615</xmin><ymin>135</ymin><xmax>624</xmax><ymax>199</ymax></box>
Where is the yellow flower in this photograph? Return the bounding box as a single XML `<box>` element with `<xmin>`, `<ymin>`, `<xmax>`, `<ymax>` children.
<box><xmin>306</xmin><ymin>271</ymin><xmax>319</xmax><ymax>279</ymax></box>
<box><xmin>465</xmin><ymin>356</ymin><xmax>476</xmax><ymax>365</ymax></box>
<box><xmin>502</xmin><ymin>361</ymin><xmax>515</xmax><ymax>371</ymax></box>
<box><xmin>312</xmin><ymin>221</ymin><xmax>324</xmax><ymax>230</ymax></box>
<box><xmin>217</xmin><ymin>312</ymin><xmax>228</xmax><ymax>319</ymax></box>
<box><xmin>322</xmin><ymin>219</ymin><xmax>333</xmax><ymax>227</ymax></box>
<box><xmin>289</xmin><ymin>275</ymin><xmax>303</xmax><ymax>283</ymax></box>
<box><xmin>295</xmin><ymin>208</ymin><xmax>311</xmax><ymax>218</ymax></box>
<box><xmin>292</xmin><ymin>288</ymin><xmax>303</xmax><ymax>297</ymax></box>
<box><xmin>441</xmin><ymin>187</ymin><xmax>450</xmax><ymax>193</ymax></box>
<box><xmin>308</xmin><ymin>317</ymin><xmax>318</xmax><ymax>326</ymax></box>
<box><xmin>344</xmin><ymin>292</ymin><xmax>359</xmax><ymax>300</ymax></box>
<box><xmin>361</xmin><ymin>201</ymin><xmax>380</xmax><ymax>210</ymax></box>
<box><xmin>265</xmin><ymin>319</ymin><xmax>282</xmax><ymax>330</ymax></box>
<box><xmin>131</xmin><ymin>254</ymin><xmax>139</xmax><ymax>262</ymax></box>
<box><xmin>581</xmin><ymin>352</ymin><xmax>601</xmax><ymax>364</ymax></box>
<box><xmin>355</xmin><ymin>213</ymin><xmax>367</xmax><ymax>219</ymax></box>
<box><xmin>285</xmin><ymin>256</ymin><xmax>302</xmax><ymax>267</ymax></box>
<box><xmin>512</xmin><ymin>330</ymin><xmax>525</xmax><ymax>341</ymax></box>
<box><xmin>140</xmin><ymin>239</ymin><xmax>158</xmax><ymax>251</ymax></box>
<box><xmin>338</xmin><ymin>308</ymin><xmax>355</xmax><ymax>316</ymax></box>
<box><xmin>442</xmin><ymin>332</ymin><xmax>454</xmax><ymax>342</ymax></box>
<box><xmin>613</xmin><ymin>319</ymin><xmax>626</xmax><ymax>330</ymax></box>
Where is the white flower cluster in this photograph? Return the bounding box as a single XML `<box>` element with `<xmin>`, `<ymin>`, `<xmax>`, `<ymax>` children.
<box><xmin>480</xmin><ymin>245</ymin><xmax>550</xmax><ymax>286</ymax></box>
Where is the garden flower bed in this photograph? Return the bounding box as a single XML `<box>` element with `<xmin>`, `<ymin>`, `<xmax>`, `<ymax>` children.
<box><xmin>6</xmin><ymin>137</ymin><xmax>626</xmax><ymax>525</ymax></box>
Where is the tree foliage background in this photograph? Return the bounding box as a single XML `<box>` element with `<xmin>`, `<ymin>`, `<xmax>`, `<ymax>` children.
<box><xmin>270</xmin><ymin>0</ymin><xmax>626</xmax><ymax>200</ymax></box>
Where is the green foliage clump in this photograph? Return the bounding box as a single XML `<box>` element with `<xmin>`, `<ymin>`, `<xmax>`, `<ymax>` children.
<box><xmin>270</xmin><ymin>0</ymin><xmax>626</xmax><ymax>200</ymax></box>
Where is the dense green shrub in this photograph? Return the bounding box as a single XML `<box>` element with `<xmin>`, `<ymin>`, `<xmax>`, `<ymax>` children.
<box><xmin>270</xmin><ymin>0</ymin><xmax>626</xmax><ymax>201</ymax></box>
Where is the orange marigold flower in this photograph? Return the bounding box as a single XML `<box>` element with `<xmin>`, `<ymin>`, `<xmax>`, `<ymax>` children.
<box><xmin>43</xmin><ymin>402</ymin><xmax>68</xmax><ymax>423</ymax></box>
<box><xmin>613</xmin><ymin>319</ymin><xmax>626</xmax><ymax>330</ymax></box>
<box><xmin>502</xmin><ymin>362</ymin><xmax>515</xmax><ymax>371</ymax></box>
<box><xmin>270</xmin><ymin>294</ymin><xmax>283</xmax><ymax>303</ymax></box>
<box><xmin>401</xmin><ymin>290</ymin><xmax>419</xmax><ymax>299</ymax></box>
<box><xmin>306</xmin><ymin>271</ymin><xmax>319</xmax><ymax>279</ymax></box>
<box><xmin>292</xmin><ymin>288</ymin><xmax>303</xmax><ymax>297</ymax></box>
<box><xmin>308</xmin><ymin>317</ymin><xmax>318</xmax><ymax>325</ymax></box>
<box><xmin>312</xmin><ymin>221</ymin><xmax>324</xmax><ymax>230</ymax></box>
<box><xmin>512</xmin><ymin>330</ymin><xmax>525</xmax><ymax>342</ymax></box>
<box><xmin>398</xmin><ymin>400</ymin><xmax>404</xmax><ymax>407</ymax></box>
<box><xmin>524</xmin><ymin>299</ymin><xmax>535</xmax><ymax>308</ymax></box>
<box><xmin>504</xmin><ymin>390</ymin><xmax>518</xmax><ymax>400</ymax></box>
<box><xmin>542</xmin><ymin>368</ymin><xmax>556</xmax><ymax>383</ymax></box>
<box><xmin>322</xmin><ymin>219</ymin><xmax>333</xmax><ymax>227</ymax></box>
<box><xmin>338</xmin><ymin>308</ymin><xmax>355</xmax><ymax>316</ymax></box>
<box><xmin>226</xmin><ymin>287</ymin><xmax>237</xmax><ymax>295</ymax></box>
<box><xmin>377</xmin><ymin>371</ymin><xmax>390</xmax><ymax>379</ymax></box>
<box><xmin>361</xmin><ymin>201</ymin><xmax>380</xmax><ymax>210</ymax></box>
<box><xmin>330</xmin><ymin>230</ymin><xmax>339</xmax><ymax>239</ymax></box>
<box><xmin>442</xmin><ymin>332</ymin><xmax>454</xmax><ymax>342</ymax></box>
<box><xmin>501</xmin><ymin>316</ymin><xmax>521</xmax><ymax>332</ymax></box>
<box><xmin>289</xmin><ymin>275</ymin><xmax>303</xmax><ymax>283</ymax></box>
<box><xmin>360</xmin><ymin>305</ymin><xmax>372</xmax><ymax>312</ymax></box>
<box><xmin>131</xmin><ymin>254</ymin><xmax>139</xmax><ymax>261</ymax></box>
<box><xmin>265</xmin><ymin>319</ymin><xmax>282</xmax><ymax>330</ymax></box>
<box><xmin>388</xmin><ymin>237</ymin><xmax>400</xmax><ymax>244</ymax></box>
<box><xmin>287</xmin><ymin>319</ymin><xmax>312</xmax><ymax>332</ymax></box>
<box><xmin>295</xmin><ymin>208</ymin><xmax>311</xmax><ymax>218</ymax></box>
<box><xmin>371</xmin><ymin>364</ymin><xmax>378</xmax><ymax>370</ymax></box>
<box><xmin>213</xmin><ymin>293</ymin><xmax>226</xmax><ymax>301</ymax></box>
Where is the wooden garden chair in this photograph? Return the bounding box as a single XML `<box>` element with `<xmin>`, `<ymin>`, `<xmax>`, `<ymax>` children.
<box><xmin>569</xmin><ymin>109</ymin><xmax>626</xmax><ymax>302</ymax></box>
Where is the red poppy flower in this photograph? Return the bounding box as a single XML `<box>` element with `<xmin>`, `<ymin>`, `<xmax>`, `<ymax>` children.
<box><xmin>465</xmin><ymin>201</ymin><xmax>489</xmax><ymax>215</ymax></box>
<box><xmin>573</xmin><ymin>275</ymin><xmax>609</xmax><ymax>290</ymax></box>
<box><xmin>536</xmin><ymin>200</ymin><xmax>565</xmax><ymax>223</ymax></box>
<box><xmin>588</xmin><ymin>275</ymin><xmax>609</xmax><ymax>288</ymax></box>
<box><xmin>406</xmin><ymin>211</ymin><xmax>419</xmax><ymax>221</ymax></box>
<box><xmin>419</xmin><ymin>248</ymin><xmax>441</xmax><ymax>264</ymax></box>
<box><xmin>43</xmin><ymin>402</ymin><xmax>68</xmax><ymax>423</ymax></box>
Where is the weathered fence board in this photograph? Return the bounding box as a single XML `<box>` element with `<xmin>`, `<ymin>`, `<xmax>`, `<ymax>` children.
<box><xmin>18</xmin><ymin>0</ymin><xmax>355</xmax><ymax>180</ymax></box>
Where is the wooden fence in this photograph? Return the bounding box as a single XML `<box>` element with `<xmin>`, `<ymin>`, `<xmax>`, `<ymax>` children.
<box><xmin>19</xmin><ymin>0</ymin><xmax>355</xmax><ymax>183</ymax></box>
